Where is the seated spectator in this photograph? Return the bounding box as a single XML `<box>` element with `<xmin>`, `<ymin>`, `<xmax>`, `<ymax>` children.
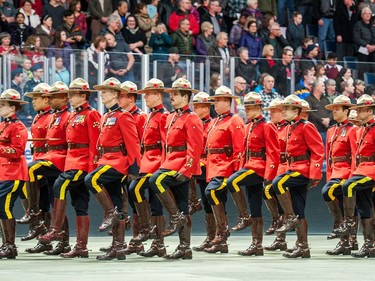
<box><xmin>324</xmin><ymin>52</ymin><xmax>343</xmax><ymax>80</ymax></box>
<box><xmin>299</xmin><ymin>43</ymin><xmax>320</xmax><ymax>74</ymax></box>
<box><xmin>200</xmin><ymin>0</ymin><xmax>227</xmax><ymax>35</ymax></box>
<box><xmin>87</xmin><ymin>36</ymin><xmax>110</xmax><ymax>87</ymax></box>
<box><xmin>229</xmin><ymin>12</ymin><xmax>247</xmax><ymax>49</ymax></box>
<box><xmin>340</xmin><ymin>80</ymin><xmax>355</xmax><ymax>101</ymax></box>
<box><xmin>9</xmin><ymin>12</ymin><xmax>34</xmax><ymax>48</ymax></box>
<box><xmin>294</xmin><ymin>68</ymin><xmax>315</xmax><ymax>99</ymax></box>
<box><xmin>235</xmin><ymin>47</ymin><xmax>257</xmax><ymax>88</ymax></box>
<box><xmin>57</xmin><ymin>10</ymin><xmax>86</xmax><ymax>50</ymax></box>
<box><xmin>54</xmin><ymin>55</ymin><xmax>70</xmax><ymax>85</ymax></box>
<box><xmin>0</xmin><ymin>0</ymin><xmax>16</xmax><ymax>23</ymax></box>
<box><xmin>271</xmin><ymin>46</ymin><xmax>293</xmax><ymax>97</ymax></box>
<box><xmin>169</xmin><ymin>0</ymin><xmax>199</xmax><ymax>35</ymax></box>
<box><xmin>239</xmin><ymin>19</ymin><xmax>262</xmax><ymax>61</ymax></box>
<box><xmin>22</xmin><ymin>35</ymin><xmax>46</xmax><ymax>65</ymax></box>
<box><xmin>0</xmin><ymin>32</ymin><xmax>20</xmax><ymax>70</ymax></box>
<box><xmin>105</xmin><ymin>32</ymin><xmax>135</xmax><ymax>82</ymax></box>
<box><xmin>110</xmin><ymin>0</ymin><xmax>129</xmax><ymax>30</ymax></box>
<box><xmin>48</xmin><ymin>29</ymin><xmax>73</xmax><ymax>69</ymax></box>
<box><xmin>149</xmin><ymin>22</ymin><xmax>172</xmax><ymax>61</ymax></box>
<box><xmin>286</xmin><ymin>11</ymin><xmax>304</xmax><ymax>55</ymax></box>
<box><xmin>350</xmin><ymin>79</ymin><xmax>366</xmax><ymax>102</ymax></box>
<box><xmin>10</xmin><ymin>68</ymin><xmax>24</xmax><ymax>94</ymax></box>
<box><xmin>20</xmin><ymin>57</ymin><xmax>32</xmax><ymax>89</ymax></box>
<box><xmin>258</xmin><ymin>73</ymin><xmax>282</xmax><ymax>120</ymax></box>
<box><xmin>135</xmin><ymin>2</ymin><xmax>157</xmax><ymax>51</ymax></box>
<box><xmin>34</xmin><ymin>14</ymin><xmax>54</xmax><ymax>49</ymax></box>
<box><xmin>335</xmin><ymin>67</ymin><xmax>354</xmax><ymax>91</ymax></box>
<box><xmin>69</xmin><ymin>0</ymin><xmax>88</xmax><ymax>37</ymax></box>
<box><xmin>19</xmin><ymin>0</ymin><xmax>40</xmax><ymax>28</ymax></box>
<box><xmin>171</xmin><ymin>18</ymin><xmax>194</xmax><ymax>56</ymax></box>
<box><xmin>259</xmin><ymin>44</ymin><xmax>275</xmax><ymax>74</ymax></box>
<box><xmin>42</xmin><ymin>0</ymin><xmax>65</xmax><ymax>30</ymax></box>
<box><xmin>241</xmin><ymin>0</ymin><xmax>262</xmax><ymax>26</ymax></box>
<box><xmin>263</xmin><ymin>22</ymin><xmax>289</xmax><ymax>58</ymax></box>
<box><xmin>324</xmin><ymin>78</ymin><xmax>339</xmax><ymax>103</ymax></box>
<box><xmin>195</xmin><ymin>21</ymin><xmax>215</xmax><ymax>63</ymax></box>
<box><xmin>315</xmin><ymin>63</ymin><xmax>328</xmax><ymax>83</ymax></box>
<box><xmin>253</xmin><ymin>72</ymin><xmax>269</xmax><ymax>92</ymax></box>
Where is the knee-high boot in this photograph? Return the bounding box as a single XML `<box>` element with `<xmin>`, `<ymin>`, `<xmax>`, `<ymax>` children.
<box><xmin>283</xmin><ymin>218</ymin><xmax>310</xmax><ymax>258</ymax></box>
<box><xmin>238</xmin><ymin>217</ymin><xmax>264</xmax><ymax>256</ymax></box>
<box><xmin>264</xmin><ymin>197</ymin><xmax>282</xmax><ymax>235</ymax></box>
<box><xmin>333</xmin><ymin>196</ymin><xmax>356</xmax><ymax>235</ymax></box>
<box><xmin>38</xmin><ymin>199</ymin><xmax>67</xmax><ymax>243</ymax></box>
<box><xmin>139</xmin><ymin>215</ymin><xmax>167</xmax><ymax>257</ymax></box>
<box><xmin>276</xmin><ymin>192</ymin><xmax>300</xmax><ymax>233</ymax></box>
<box><xmin>16</xmin><ymin>192</ymin><xmax>31</xmax><ymax>224</ymax></box>
<box><xmin>125</xmin><ymin>214</ymin><xmax>145</xmax><ymax>254</ymax></box>
<box><xmin>60</xmin><ymin>216</ymin><xmax>90</xmax><ymax>258</ymax></box>
<box><xmin>0</xmin><ymin>219</ymin><xmax>17</xmax><ymax>259</ymax></box>
<box><xmin>326</xmin><ymin>200</ymin><xmax>343</xmax><ymax>239</ymax></box>
<box><xmin>94</xmin><ymin>188</ymin><xmax>121</xmax><ymax>232</ymax></box>
<box><xmin>349</xmin><ymin>216</ymin><xmax>359</xmax><ymax>250</ymax></box>
<box><xmin>188</xmin><ymin>179</ymin><xmax>202</xmax><ymax>215</ymax></box>
<box><xmin>130</xmin><ymin>201</ymin><xmax>156</xmax><ymax>242</ymax></box>
<box><xmin>193</xmin><ymin>213</ymin><xmax>215</xmax><ymax>251</ymax></box>
<box><xmin>43</xmin><ymin>216</ymin><xmax>71</xmax><ymax>255</ymax></box>
<box><xmin>122</xmin><ymin>190</ymin><xmax>131</xmax><ymax>230</ymax></box>
<box><xmin>230</xmin><ymin>191</ymin><xmax>252</xmax><ymax>232</ymax></box>
<box><xmin>97</xmin><ymin>219</ymin><xmax>126</xmax><ymax>260</ymax></box>
<box><xmin>164</xmin><ymin>215</ymin><xmax>192</xmax><ymax>260</ymax></box>
<box><xmin>351</xmin><ymin>218</ymin><xmax>375</xmax><ymax>258</ymax></box>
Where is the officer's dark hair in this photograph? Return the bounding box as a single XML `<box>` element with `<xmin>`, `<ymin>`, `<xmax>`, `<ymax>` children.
<box><xmin>127</xmin><ymin>93</ymin><xmax>137</xmax><ymax>102</ymax></box>
<box><xmin>80</xmin><ymin>92</ymin><xmax>90</xmax><ymax>101</ymax></box>
<box><xmin>342</xmin><ymin>106</ymin><xmax>351</xmax><ymax>117</ymax></box>
<box><xmin>292</xmin><ymin>106</ymin><xmax>302</xmax><ymax>115</ymax></box>
<box><xmin>179</xmin><ymin>90</ymin><xmax>192</xmax><ymax>102</ymax></box>
<box><xmin>63</xmin><ymin>9</ymin><xmax>74</xmax><ymax>18</ymax></box>
<box><xmin>8</xmin><ymin>101</ymin><xmax>22</xmax><ymax>111</ymax></box>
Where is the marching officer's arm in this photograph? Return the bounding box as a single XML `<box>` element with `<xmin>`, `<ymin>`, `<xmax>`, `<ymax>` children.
<box><xmin>87</xmin><ymin>110</ymin><xmax>101</xmax><ymax>171</ymax></box>
<box><xmin>178</xmin><ymin>114</ymin><xmax>203</xmax><ymax>178</ymax></box>
<box><xmin>0</xmin><ymin>123</ymin><xmax>28</xmax><ymax>159</ymax></box>
<box><xmin>159</xmin><ymin>113</ymin><xmax>168</xmax><ymax>164</ymax></box>
<box><xmin>137</xmin><ymin>113</ymin><xmax>147</xmax><ymax>141</ymax></box>
<box><xmin>325</xmin><ymin>127</ymin><xmax>334</xmax><ymax>181</ymax></box>
<box><xmin>349</xmin><ymin>126</ymin><xmax>359</xmax><ymax>176</ymax></box>
<box><xmin>229</xmin><ymin>115</ymin><xmax>245</xmax><ymax>171</ymax></box>
<box><xmin>264</xmin><ymin>122</ymin><xmax>280</xmax><ymax>181</ymax></box>
<box><xmin>304</xmin><ymin>122</ymin><xmax>324</xmax><ymax>180</ymax></box>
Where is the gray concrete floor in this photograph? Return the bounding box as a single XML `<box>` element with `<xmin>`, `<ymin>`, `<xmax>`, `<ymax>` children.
<box><xmin>0</xmin><ymin>235</ymin><xmax>373</xmax><ymax>281</ymax></box>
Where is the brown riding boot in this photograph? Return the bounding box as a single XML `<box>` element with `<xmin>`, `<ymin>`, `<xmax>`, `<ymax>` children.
<box><xmin>238</xmin><ymin>217</ymin><xmax>264</xmax><ymax>256</ymax></box>
<box><xmin>188</xmin><ymin>179</ymin><xmax>202</xmax><ymax>215</ymax></box>
<box><xmin>265</xmin><ymin>232</ymin><xmax>287</xmax><ymax>251</ymax></box>
<box><xmin>276</xmin><ymin>193</ymin><xmax>300</xmax><ymax>233</ymax></box>
<box><xmin>333</xmin><ymin>196</ymin><xmax>356</xmax><ymax>235</ymax></box>
<box><xmin>60</xmin><ymin>216</ymin><xmax>90</xmax><ymax>258</ymax></box>
<box><xmin>25</xmin><ymin>212</ymin><xmax>53</xmax><ymax>253</ymax></box>
<box><xmin>125</xmin><ymin>214</ymin><xmax>145</xmax><ymax>254</ymax></box>
<box><xmin>230</xmin><ymin>191</ymin><xmax>252</xmax><ymax>232</ymax></box>
<box><xmin>94</xmin><ymin>188</ymin><xmax>121</xmax><ymax>232</ymax></box>
<box><xmin>16</xmin><ymin>183</ymin><xmax>32</xmax><ymax>224</ymax></box>
<box><xmin>0</xmin><ymin>219</ymin><xmax>17</xmax><ymax>259</ymax></box>
<box><xmin>139</xmin><ymin>216</ymin><xmax>166</xmax><ymax>257</ymax></box>
<box><xmin>264</xmin><ymin>197</ymin><xmax>282</xmax><ymax>235</ymax></box>
<box><xmin>97</xmin><ymin>219</ymin><xmax>126</xmax><ymax>260</ymax></box>
<box><xmin>164</xmin><ymin>215</ymin><xmax>192</xmax><ymax>260</ymax></box>
<box><xmin>283</xmin><ymin>218</ymin><xmax>310</xmax><ymax>258</ymax></box>
<box><xmin>326</xmin><ymin>200</ymin><xmax>343</xmax><ymax>239</ymax></box>
<box><xmin>130</xmin><ymin>201</ymin><xmax>156</xmax><ymax>243</ymax></box>
<box><xmin>193</xmin><ymin>213</ymin><xmax>215</xmax><ymax>251</ymax></box>
<box><xmin>352</xmin><ymin>218</ymin><xmax>375</xmax><ymax>258</ymax></box>
<box><xmin>326</xmin><ymin>235</ymin><xmax>351</xmax><ymax>255</ymax></box>
<box><xmin>349</xmin><ymin>216</ymin><xmax>359</xmax><ymax>250</ymax></box>
<box><xmin>210</xmin><ymin>204</ymin><xmax>229</xmax><ymax>245</ymax></box>
<box><xmin>122</xmin><ymin>191</ymin><xmax>131</xmax><ymax>230</ymax></box>
<box><xmin>157</xmin><ymin>191</ymin><xmax>187</xmax><ymax>237</ymax></box>
<box><xmin>44</xmin><ymin>218</ymin><xmax>71</xmax><ymax>255</ymax></box>
<box><xmin>38</xmin><ymin>199</ymin><xmax>67</xmax><ymax>243</ymax></box>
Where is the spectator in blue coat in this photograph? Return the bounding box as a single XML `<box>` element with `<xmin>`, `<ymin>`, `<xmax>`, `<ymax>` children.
<box><xmin>238</xmin><ymin>19</ymin><xmax>262</xmax><ymax>62</ymax></box>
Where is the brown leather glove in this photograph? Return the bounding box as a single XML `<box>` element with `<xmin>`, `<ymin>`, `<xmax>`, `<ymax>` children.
<box><xmin>307</xmin><ymin>179</ymin><xmax>320</xmax><ymax>189</ymax></box>
<box><xmin>174</xmin><ymin>172</ymin><xmax>190</xmax><ymax>182</ymax></box>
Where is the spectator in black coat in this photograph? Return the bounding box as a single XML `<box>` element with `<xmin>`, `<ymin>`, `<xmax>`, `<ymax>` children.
<box><xmin>200</xmin><ymin>0</ymin><xmax>227</xmax><ymax>35</ymax></box>
<box><xmin>235</xmin><ymin>47</ymin><xmax>257</xmax><ymax>88</ymax></box>
<box><xmin>286</xmin><ymin>11</ymin><xmax>305</xmax><ymax>55</ymax></box>
<box><xmin>9</xmin><ymin>12</ymin><xmax>33</xmax><ymax>48</ymax></box>
<box><xmin>271</xmin><ymin>46</ymin><xmax>294</xmax><ymax>97</ymax></box>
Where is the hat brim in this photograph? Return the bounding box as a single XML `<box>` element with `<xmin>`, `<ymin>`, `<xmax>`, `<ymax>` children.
<box><xmin>190</xmin><ymin>101</ymin><xmax>213</xmax><ymax>105</ymax></box>
<box><xmin>137</xmin><ymin>88</ymin><xmax>166</xmax><ymax>94</ymax></box>
<box><xmin>275</xmin><ymin>103</ymin><xmax>310</xmax><ymax>111</ymax></box>
<box><xmin>1</xmin><ymin>98</ymin><xmax>28</xmax><ymax>104</ymax></box>
<box><xmin>325</xmin><ymin>103</ymin><xmax>355</xmax><ymax>110</ymax></box>
<box><xmin>24</xmin><ymin>91</ymin><xmax>47</xmax><ymax>98</ymax></box>
<box><xmin>93</xmin><ymin>85</ymin><xmax>122</xmax><ymax>92</ymax></box>
<box><xmin>42</xmin><ymin>91</ymin><xmax>69</xmax><ymax>97</ymax></box>
<box><xmin>68</xmin><ymin>89</ymin><xmax>96</xmax><ymax>93</ymax></box>
<box><xmin>120</xmin><ymin>89</ymin><xmax>138</xmax><ymax>95</ymax></box>
<box><xmin>209</xmin><ymin>95</ymin><xmax>238</xmax><ymax>100</ymax></box>
<box><xmin>164</xmin><ymin>88</ymin><xmax>200</xmax><ymax>94</ymax></box>
<box><xmin>302</xmin><ymin>109</ymin><xmax>318</xmax><ymax>112</ymax></box>
<box><xmin>263</xmin><ymin>106</ymin><xmax>282</xmax><ymax>111</ymax></box>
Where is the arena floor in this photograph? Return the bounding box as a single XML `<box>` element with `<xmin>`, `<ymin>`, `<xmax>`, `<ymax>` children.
<box><xmin>1</xmin><ymin>235</ymin><xmax>372</xmax><ymax>281</ymax></box>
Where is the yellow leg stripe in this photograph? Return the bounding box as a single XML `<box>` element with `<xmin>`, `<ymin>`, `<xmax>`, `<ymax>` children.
<box><xmin>155</xmin><ymin>171</ymin><xmax>177</xmax><ymax>193</ymax></box>
<box><xmin>72</xmin><ymin>170</ymin><xmax>83</xmax><ymax>181</ymax></box>
<box><xmin>211</xmin><ymin>178</ymin><xmax>227</xmax><ymax>205</ymax></box>
<box><xmin>22</xmin><ymin>182</ymin><xmax>28</xmax><ymax>199</ymax></box>
<box><xmin>264</xmin><ymin>184</ymin><xmax>273</xmax><ymax>200</ymax></box>
<box><xmin>59</xmin><ymin>179</ymin><xmax>71</xmax><ymax>200</ymax></box>
<box><xmin>121</xmin><ymin>175</ymin><xmax>127</xmax><ymax>182</ymax></box>
<box><xmin>135</xmin><ymin>174</ymin><xmax>152</xmax><ymax>203</ymax></box>
<box><xmin>348</xmin><ymin>177</ymin><xmax>372</xmax><ymax>198</ymax></box>
<box><xmin>91</xmin><ymin>165</ymin><xmax>112</xmax><ymax>193</ymax></box>
<box><xmin>232</xmin><ymin>170</ymin><xmax>255</xmax><ymax>193</ymax></box>
<box><xmin>5</xmin><ymin>180</ymin><xmax>20</xmax><ymax>219</ymax></box>
<box><xmin>277</xmin><ymin>172</ymin><xmax>301</xmax><ymax>194</ymax></box>
<box><xmin>28</xmin><ymin>161</ymin><xmax>53</xmax><ymax>182</ymax></box>
<box><xmin>328</xmin><ymin>183</ymin><xmax>341</xmax><ymax>201</ymax></box>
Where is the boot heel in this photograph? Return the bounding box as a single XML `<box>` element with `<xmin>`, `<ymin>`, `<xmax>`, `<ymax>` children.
<box><xmin>301</xmin><ymin>249</ymin><xmax>311</xmax><ymax>258</ymax></box>
<box><xmin>220</xmin><ymin>244</ymin><xmax>228</xmax><ymax>253</ymax></box>
<box><xmin>157</xmin><ymin>249</ymin><xmax>167</xmax><ymax>257</ymax></box>
<box><xmin>255</xmin><ymin>249</ymin><xmax>264</xmax><ymax>256</ymax></box>
<box><xmin>343</xmin><ymin>248</ymin><xmax>351</xmax><ymax>255</ymax></box>
<box><xmin>279</xmin><ymin>244</ymin><xmax>287</xmax><ymax>251</ymax></box>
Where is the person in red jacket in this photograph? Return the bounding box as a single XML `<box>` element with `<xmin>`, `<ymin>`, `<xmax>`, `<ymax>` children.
<box><xmin>0</xmin><ymin>89</ymin><xmax>28</xmax><ymax>259</ymax></box>
<box><xmin>168</xmin><ymin>0</ymin><xmax>200</xmax><ymax>35</ymax></box>
<box><xmin>39</xmin><ymin>78</ymin><xmax>101</xmax><ymax>259</ymax></box>
<box><xmin>227</xmin><ymin>92</ymin><xmax>280</xmax><ymax>256</ymax></box>
<box><xmin>203</xmin><ymin>85</ymin><xmax>245</xmax><ymax>254</ymax></box>
<box><xmin>322</xmin><ymin>95</ymin><xmax>358</xmax><ymax>256</ymax></box>
<box><xmin>27</xmin><ymin>81</ymin><xmax>72</xmax><ymax>256</ymax></box>
<box><xmin>85</xmin><ymin>78</ymin><xmax>140</xmax><ymax>260</ymax></box>
<box><xmin>272</xmin><ymin>94</ymin><xmax>324</xmax><ymax>259</ymax></box>
<box><xmin>149</xmin><ymin>78</ymin><xmax>203</xmax><ymax>260</ymax></box>
<box><xmin>127</xmin><ymin>78</ymin><xmax>168</xmax><ymax>258</ymax></box>
<box><xmin>18</xmin><ymin>83</ymin><xmax>54</xmax><ymax>254</ymax></box>
<box><xmin>333</xmin><ymin>94</ymin><xmax>375</xmax><ymax>258</ymax></box>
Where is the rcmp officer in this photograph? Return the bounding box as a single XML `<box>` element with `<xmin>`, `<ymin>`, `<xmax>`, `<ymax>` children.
<box><xmin>333</xmin><ymin>94</ymin><xmax>375</xmax><ymax>258</ymax></box>
<box><xmin>28</xmin><ymin>81</ymin><xmax>72</xmax><ymax>256</ymax></box>
<box><xmin>149</xmin><ymin>78</ymin><xmax>203</xmax><ymax>260</ymax></box>
<box><xmin>189</xmin><ymin>92</ymin><xmax>216</xmax><ymax>252</ymax></box>
<box><xmin>322</xmin><ymin>95</ymin><xmax>358</xmax><ymax>255</ymax></box>
<box><xmin>128</xmin><ymin>79</ymin><xmax>168</xmax><ymax>258</ymax></box>
<box><xmin>38</xmin><ymin>78</ymin><xmax>101</xmax><ymax>259</ymax></box>
<box><xmin>272</xmin><ymin>94</ymin><xmax>324</xmax><ymax>258</ymax></box>
<box><xmin>84</xmin><ymin>78</ymin><xmax>140</xmax><ymax>260</ymax></box>
<box><xmin>226</xmin><ymin>92</ymin><xmax>280</xmax><ymax>256</ymax></box>
<box><xmin>203</xmin><ymin>86</ymin><xmax>245</xmax><ymax>254</ymax></box>
<box><xmin>0</xmin><ymin>89</ymin><xmax>28</xmax><ymax>259</ymax></box>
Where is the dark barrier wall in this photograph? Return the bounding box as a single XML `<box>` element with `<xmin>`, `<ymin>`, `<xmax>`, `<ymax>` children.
<box><xmin>14</xmin><ymin>174</ymin><xmax>333</xmax><ymax>236</ymax></box>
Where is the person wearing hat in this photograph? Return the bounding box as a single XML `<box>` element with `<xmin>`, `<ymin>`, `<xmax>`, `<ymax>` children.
<box><xmin>149</xmin><ymin>78</ymin><xmax>203</xmax><ymax>260</ymax></box>
<box><xmin>202</xmin><ymin>85</ymin><xmax>244</xmax><ymax>254</ymax></box>
<box><xmin>127</xmin><ymin>78</ymin><xmax>169</xmax><ymax>258</ymax></box>
<box><xmin>27</xmin><ymin>81</ymin><xmax>72</xmax><ymax>256</ymax></box>
<box><xmin>84</xmin><ymin>77</ymin><xmax>140</xmax><ymax>260</ymax></box>
<box><xmin>333</xmin><ymin>94</ymin><xmax>375</xmax><ymax>258</ymax></box>
<box><xmin>117</xmin><ymin>80</ymin><xmax>147</xmax><ymax>255</ymax></box>
<box><xmin>17</xmin><ymin>83</ymin><xmax>55</xmax><ymax>254</ymax></box>
<box><xmin>226</xmin><ymin>92</ymin><xmax>280</xmax><ymax>256</ymax></box>
<box><xmin>262</xmin><ymin>98</ymin><xmax>289</xmax><ymax>252</ymax></box>
<box><xmin>23</xmin><ymin>64</ymin><xmax>44</xmax><ymax>118</ymax></box>
<box><xmin>39</xmin><ymin>78</ymin><xmax>101</xmax><ymax>259</ymax></box>
<box><xmin>271</xmin><ymin>94</ymin><xmax>324</xmax><ymax>258</ymax></box>
<box><xmin>299</xmin><ymin>43</ymin><xmax>320</xmax><ymax>74</ymax></box>
<box><xmin>321</xmin><ymin>95</ymin><xmax>358</xmax><ymax>255</ymax></box>
<box><xmin>0</xmin><ymin>89</ymin><xmax>28</xmax><ymax>259</ymax></box>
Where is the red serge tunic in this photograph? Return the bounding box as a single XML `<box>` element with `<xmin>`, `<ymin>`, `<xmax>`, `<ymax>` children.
<box><xmin>30</xmin><ymin>107</ymin><xmax>52</xmax><ymax>161</ymax></box>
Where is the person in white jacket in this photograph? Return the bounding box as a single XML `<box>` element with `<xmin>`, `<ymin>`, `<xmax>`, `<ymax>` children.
<box><xmin>18</xmin><ymin>1</ymin><xmax>41</xmax><ymax>28</ymax></box>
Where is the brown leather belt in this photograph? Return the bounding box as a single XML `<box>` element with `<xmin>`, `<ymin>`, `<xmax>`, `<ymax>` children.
<box><xmin>246</xmin><ymin>149</ymin><xmax>266</xmax><ymax>160</ymax></box>
<box><xmin>143</xmin><ymin>143</ymin><xmax>162</xmax><ymax>152</ymax></box>
<box><xmin>332</xmin><ymin>155</ymin><xmax>351</xmax><ymax>164</ymax></box>
<box><xmin>356</xmin><ymin>155</ymin><xmax>375</xmax><ymax>164</ymax></box>
<box><xmin>33</xmin><ymin>147</ymin><xmax>48</xmax><ymax>154</ymax></box>
<box><xmin>166</xmin><ymin>145</ymin><xmax>187</xmax><ymax>153</ymax></box>
<box><xmin>200</xmin><ymin>153</ymin><xmax>207</xmax><ymax>159</ymax></box>
<box><xmin>280</xmin><ymin>152</ymin><xmax>287</xmax><ymax>163</ymax></box>
<box><xmin>47</xmin><ymin>144</ymin><xmax>67</xmax><ymax>151</ymax></box>
<box><xmin>99</xmin><ymin>146</ymin><xmax>121</xmax><ymax>154</ymax></box>
<box><xmin>207</xmin><ymin>148</ymin><xmax>225</xmax><ymax>154</ymax></box>
<box><xmin>68</xmin><ymin>143</ymin><xmax>89</xmax><ymax>150</ymax></box>
<box><xmin>287</xmin><ymin>154</ymin><xmax>309</xmax><ymax>163</ymax></box>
